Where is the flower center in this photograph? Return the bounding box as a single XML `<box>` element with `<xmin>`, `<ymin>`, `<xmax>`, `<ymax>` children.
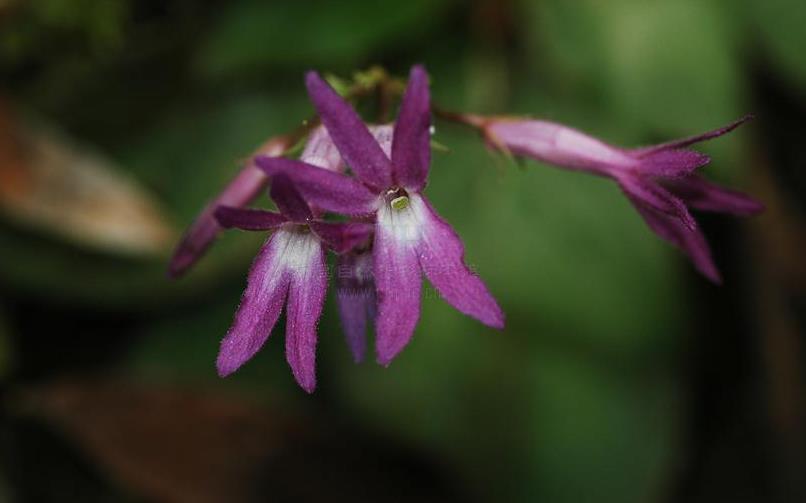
<box><xmin>385</xmin><ymin>187</ymin><xmax>410</xmax><ymax>211</ymax></box>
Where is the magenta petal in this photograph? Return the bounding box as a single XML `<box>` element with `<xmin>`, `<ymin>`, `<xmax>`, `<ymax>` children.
<box><xmin>284</xmin><ymin>238</ymin><xmax>327</xmax><ymax>393</ymax></box>
<box><xmin>255</xmin><ymin>157</ymin><xmax>379</xmax><ymax>216</ymax></box>
<box><xmin>373</xmin><ymin>212</ymin><xmax>422</xmax><ymax>366</ymax></box>
<box><xmin>662</xmin><ymin>174</ymin><xmax>765</xmax><ymax>217</ymax></box>
<box><xmin>216</xmin><ymin>232</ymin><xmax>292</xmax><ymax>376</ymax></box>
<box><xmin>300</xmin><ymin>125</ymin><xmax>344</xmax><ymax>172</ymax></box>
<box><xmin>415</xmin><ymin>196</ymin><xmax>504</xmax><ymax>329</ymax></box>
<box><xmin>633</xmin><ymin>149</ymin><xmax>711</xmax><ymax>178</ymax></box>
<box><xmin>214</xmin><ymin>206</ymin><xmax>287</xmax><ymax>230</ymax></box>
<box><xmin>634</xmin><ymin>115</ymin><xmax>754</xmax><ymax>156</ymax></box>
<box><xmin>270</xmin><ymin>173</ymin><xmax>313</xmax><ymax>223</ymax></box>
<box><xmin>391</xmin><ymin>65</ymin><xmax>431</xmax><ymax>190</ymax></box>
<box><xmin>309</xmin><ymin>221</ymin><xmax>374</xmax><ymax>254</ymax></box>
<box><xmin>168</xmin><ymin>165</ymin><xmax>268</xmax><ymax>277</ymax></box>
<box><xmin>305</xmin><ymin>71</ymin><xmax>393</xmax><ymax>190</ymax></box>
<box><xmin>336</xmin><ymin>252</ymin><xmax>375</xmax><ymax>362</ymax></box>
<box><xmin>618</xmin><ymin>175</ymin><xmax>697</xmax><ymax>231</ymax></box>
<box><xmin>627</xmin><ymin>196</ymin><xmax>721</xmax><ymax>283</ymax></box>
<box><xmin>369</xmin><ymin>124</ymin><xmax>394</xmax><ymax>158</ymax></box>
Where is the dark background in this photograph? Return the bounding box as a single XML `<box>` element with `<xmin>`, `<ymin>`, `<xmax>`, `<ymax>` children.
<box><xmin>0</xmin><ymin>0</ymin><xmax>804</xmax><ymax>501</ymax></box>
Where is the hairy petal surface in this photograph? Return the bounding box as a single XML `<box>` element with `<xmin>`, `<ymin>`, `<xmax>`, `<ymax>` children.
<box><xmin>617</xmin><ymin>176</ymin><xmax>697</xmax><ymax>231</ymax></box>
<box><xmin>336</xmin><ymin>251</ymin><xmax>375</xmax><ymax>362</ymax></box>
<box><xmin>256</xmin><ymin>157</ymin><xmax>379</xmax><ymax>216</ymax></box>
<box><xmin>216</xmin><ymin>230</ymin><xmax>292</xmax><ymax>376</ymax></box>
<box><xmin>632</xmin><ymin>149</ymin><xmax>710</xmax><ymax>178</ymax></box>
<box><xmin>284</xmin><ymin>233</ymin><xmax>328</xmax><ymax>393</ymax></box>
<box><xmin>270</xmin><ymin>173</ymin><xmax>313</xmax><ymax>223</ymax></box>
<box><xmin>373</xmin><ymin>202</ymin><xmax>423</xmax><ymax>366</ymax></box>
<box><xmin>214</xmin><ymin>206</ymin><xmax>287</xmax><ymax>230</ymax></box>
<box><xmin>662</xmin><ymin>174</ymin><xmax>765</xmax><ymax>216</ymax></box>
<box><xmin>633</xmin><ymin>115</ymin><xmax>753</xmax><ymax>156</ymax></box>
<box><xmin>305</xmin><ymin>72</ymin><xmax>392</xmax><ymax>190</ymax></box>
<box><xmin>391</xmin><ymin>65</ymin><xmax>431</xmax><ymax>190</ymax></box>
<box><xmin>413</xmin><ymin>195</ymin><xmax>504</xmax><ymax>329</ymax></box>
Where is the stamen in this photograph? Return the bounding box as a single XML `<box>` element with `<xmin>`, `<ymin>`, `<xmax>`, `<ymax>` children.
<box><xmin>391</xmin><ymin>196</ymin><xmax>410</xmax><ymax>210</ymax></box>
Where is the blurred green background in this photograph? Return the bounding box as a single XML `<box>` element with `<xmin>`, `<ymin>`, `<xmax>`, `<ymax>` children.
<box><xmin>1</xmin><ymin>0</ymin><xmax>805</xmax><ymax>502</ymax></box>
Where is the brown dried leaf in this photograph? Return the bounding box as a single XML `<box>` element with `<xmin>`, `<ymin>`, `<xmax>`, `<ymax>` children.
<box><xmin>0</xmin><ymin>99</ymin><xmax>176</xmax><ymax>255</ymax></box>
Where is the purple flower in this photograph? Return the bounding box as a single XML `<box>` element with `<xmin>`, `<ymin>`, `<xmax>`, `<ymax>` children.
<box><xmin>483</xmin><ymin>116</ymin><xmax>764</xmax><ymax>282</ymax></box>
<box><xmin>257</xmin><ymin>65</ymin><xmax>504</xmax><ymax>365</ymax></box>
<box><xmin>168</xmin><ymin>126</ymin><xmax>343</xmax><ymax>278</ymax></box>
<box><xmin>214</xmin><ymin>173</ymin><xmax>372</xmax><ymax>392</ymax></box>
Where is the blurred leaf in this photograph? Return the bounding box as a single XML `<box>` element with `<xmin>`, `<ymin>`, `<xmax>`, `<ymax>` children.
<box><xmin>0</xmin><ymin>100</ymin><xmax>176</xmax><ymax>256</ymax></box>
<box><xmin>196</xmin><ymin>0</ymin><xmax>454</xmax><ymax>77</ymax></box>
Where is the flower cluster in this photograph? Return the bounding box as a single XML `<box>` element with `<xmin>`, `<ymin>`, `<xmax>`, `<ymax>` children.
<box><xmin>170</xmin><ymin>65</ymin><xmax>762</xmax><ymax>392</ymax></box>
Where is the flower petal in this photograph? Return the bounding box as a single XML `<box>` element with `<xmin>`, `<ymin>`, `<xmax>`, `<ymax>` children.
<box><xmin>309</xmin><ymin>221</ymin><xmax>374</xmax><ymax>254</ymax></box>
<box><xmin>391</xmin><ymin>65</ymin><xmax>431</xmax><ymax>190</ymax></box>
<box><xmin>662</xmin><ymin>174</ymin><xmax>764</xmax><ymax>216</ymax></box>
<box><xmin>632</xmin><ymin>148</ymin><xmax>711</xmax><ymax>178</ymax></box>
<box><xmin>168</xmin><ymin>166</ymin><xmax>267</xmax><ymax>277</ymax></box>
<box><xmin>270</xmin><ymin>173</ymin><xmax>313</xmax><ymax>223</ymax></box>
<box><xmin>214</xmin><ymin>206</ymin><xmax>287</xmax><ymax>230</ymax></box>
<box><xmin>255</xmin><ymin>157</ymin><xmax>379</xmax><ymax>216</ymax></box>
<box><xmin>618</xmin><ymin>175</ymin><xmax>697</xmax><ymax>231</ymax></box>
<box><xmin>168</xmin><ymin>136</ymin><xmax>290</xmax><ymax>278</ymax></box>
<box><xmin>216</xmin><ymin>231</ymin><xmax>292</xmax><ymax>376</ymax></box>
<box><xmin>336</xmin><ymin>252</ymin><xmax>375</xmax><ymax>362</ymax></box>
<box><xmin>414</xmin><ymin>195</ymin><xmax>504</xmax><ymax>329</ymax></box>
<box><xmin>626</xmin><ymin>196</ymin><xmax>721</xmax><ymax>283</ymax></box>
<box><xmin>305</xmin><ymin>71</ymin><xmax>393</xmax><ymax>190</ymax></box>
<box><xmin>300</xmin><ymin>125</ymin><xmax>344</xmax><ymax>172</ymax></box>
<box><xmin>633</xmin><ymin>115</ymin><xmax>753</xmax><ymax>156</ymax></box>
<box><xmin>373</xmin><ymin>203</ymin><xmax>423</xmax><ymax>366</ymax></box>
<box><xmin>284</xmin><ymin>235</ymin><xmax>328</xmax><ymax>393</ymax></box>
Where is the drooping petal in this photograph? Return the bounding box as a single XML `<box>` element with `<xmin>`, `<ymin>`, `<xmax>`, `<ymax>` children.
<box><xmin>413</xmin><ymin>195</ymin><xmax>504</xmax><ymax>329</ymax></box>
<box><xmin>632</xmin><ymin>115</ymin><xmax>754</xmax><ymax>156</ymax></box>
<box><xmin>305</xmin><ymin>71</ymin><xmax>393</xmax><ymax>190</ymax></box>
<box><xmin>336</xmin><ymin>251</ymin><xmax>375</xmax><ymax>362</ymax></box>
<box><xmin>216</xmin><ymin>230</ymin><xmax>292</xmax><ymax>376</ymax></box>
<box><xmin>662</xmin><ymin>174</ymin><xmax>765</xmax><ymax>216</ymax></box>
<box><xmin>214</xmin><ymin>206</ymin><xmax>287</xmax><ymax>230</ymax></box>
<box><xmin>373</xmin><ymin>202</ymin><xmax>423</xmax><ymax>366</ymax></box>
<box><xmin>617</xmin><ymin>175</ymin><xmax>697</xmax><ymax>231</ymax></box>
<box><xmin>168</xmin><ymin>136</ymin><xmax>290</xmax><ymax>278</ymax></box>
<box><xmin>270</xmin><ymin>173</ymin><xmax>313</xmax><ymax>223</ymax></box>
<box><xmin>300</xmin><ymin>125</ymin><xmax>344</xmax><ymax>172</ymax></box>
<box><xmin>284</xmin><ymin>233</ymin><xmax>328</xmax><ymax>393</ymax></box>
<box><xmin>255</xmin><ymin>156</ymin><xmax>379</xmax><ymax>216</ymax></box>
<box><xmin>391</xmin><ymin>65</ymin><xmax>431</xmax><ymax>190</ymax></box>
<box><xmin>626</xmin><ymin>196</ymin><xmax>721</xmax><ymax>283</ymax></box>
<box><xmin>309</xmin><ymin>221</ymin><xmax>374</xmax><ymax>254</ymax></box>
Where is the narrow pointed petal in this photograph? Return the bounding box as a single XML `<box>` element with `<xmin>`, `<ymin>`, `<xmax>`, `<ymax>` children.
<box><xmin>300</xmin><ymin>125</ymin><xmax>344</xmax><ymax>172</ymax></box>
<box><xmin>255</xmin><ymin>157</ymin><xmax>379</xmax><ymax>216</ymax></box>
<box><xmin>214</xmin><ymin>206</ymin><xmax>287</xmax><ymax>230</ymax></box>
<box><xmin>309</xmin><ymin>221</ymin><xmax>374</xmax><ymax>254</ymax></box>
<box><xmin>216</xmin><ymin>231</ymin><xmax>292</xmax><ymax>376</ymax></box>
<box><xmin>284</xmin><ymin>235</ymin><xmax>328</xmax><ymax>393</ymax></box>
<box><xmin>633</xmin><ymin>149</ymin><xmax>711</xmax><ymax>178</ymax></box>
<box><xmin>627</xmin><ymin>197</ymin><xmax>721</xmax><ymax>283</ymax></box>
<box><xmin>270</xmin><ymin>173</ymin><xmax>313</xmax><ymax>222</ymax></box>
<box><xmin>336</xmin><ymin>252</ymin><xmax>375</xmax><ymax>362</ymax></box>
<box><xmin>412</xmin><ymin>195</ymin><xmax>504</xmax><ymax>328</ymax></box>
<box><xmin>618</xmin><ymin>176</ymin><xmax>697</xmax><ymax>231</ymax></box>
<box><xmin>391</xmin><ymin>65</ymin><xmax>431</xmax><ymax>190</ymax></box>
<box><xmin>662</xmin><ymin>174</ymin><xmax>765</xmax><ymax>216</ymax></box>
<box><xmin>633</xmin><ymin>115</ymin><xmax>753</xmax><ymax>156</ymax></box>
<box><xmin>373</xmin><ymin>203</ymin><xmax>423</xmax><ymax>366</ymax></box>
<box><xmin>168</xmin><ymin>136</ymin><xmax>290</xmax><ymax>278</ymax></box>
<box><xmin>305</xmin><ymin>71</ymin><xmax>393</xmax><ymax>189</ymax></box>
